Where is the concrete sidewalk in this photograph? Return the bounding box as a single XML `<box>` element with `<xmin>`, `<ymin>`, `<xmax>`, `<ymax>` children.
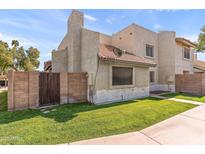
<box><xmin>71</xmin><ymin>102</ymin><xmax>205</xmax><ymax>145</ymax></box>
<box><xmin>0</xmin><ymin>87</ymin><xmax>7</xmax><ymax>92</ymax></box>
<box><xmin>168</xmin><ymin>98</ymin><xmax>204</xmax><ymax>106</ymax></box>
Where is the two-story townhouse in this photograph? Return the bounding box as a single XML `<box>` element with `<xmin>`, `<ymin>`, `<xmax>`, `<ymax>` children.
<box><xmin>52</xmin><ymin>10</ymin><xmax>196</xmax><ymax>104</ymax></box>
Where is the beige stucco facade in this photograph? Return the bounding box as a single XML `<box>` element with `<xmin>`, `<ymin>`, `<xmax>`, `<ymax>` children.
<box><xmin>52</xmin><ymin>10</ymin><xmax>196</xmax><ymax>104</ymax></box>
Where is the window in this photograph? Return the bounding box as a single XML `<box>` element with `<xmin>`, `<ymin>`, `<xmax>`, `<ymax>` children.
<box><xmin>183</xmin><ymin>48</ymin><xmax>190</xmax><ymax>59</ymax></box>
<box><xmin>112</xmin><ymin>66</ymin><xmax>133</xmax><ymax>86</ymax></box>
<box><xmin>183</xmin><ymin>71</ymin><xmax>189</xmax><ymax>74</ymax></box>
<box><xmin>146</xmin><ymin>44</ymin><xmax>154</xmax><ymax>57</ymax></box>
<box><xmin>150</xmin><ymin>71</ymin><xmax>155</xmax><ymax>83</ymax></box>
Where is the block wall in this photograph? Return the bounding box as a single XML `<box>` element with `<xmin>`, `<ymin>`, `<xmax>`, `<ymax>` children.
<box><xmin>8</xmin><ymin>70</ymin><xmax>39</xmax><ymax>111</ymax></box>
<box><xmin>175</xmin><ymin>73</ymin><xmax>205</xmax><ymax>96</ymax></box>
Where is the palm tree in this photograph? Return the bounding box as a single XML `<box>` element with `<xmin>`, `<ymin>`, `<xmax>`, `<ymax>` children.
<box><xmin>11</xmin><ymin>40</ymin><xmax>19</xmax><ymax>47</ymax></box>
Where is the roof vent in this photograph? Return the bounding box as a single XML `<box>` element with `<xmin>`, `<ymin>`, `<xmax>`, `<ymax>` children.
<box><xmin>113</xmin><ymin>48</ymin><xmax>123</xmax><ymax>57</ymax></box>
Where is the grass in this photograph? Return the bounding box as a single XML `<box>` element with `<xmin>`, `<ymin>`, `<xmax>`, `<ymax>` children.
<box><xmin>0</xmin><ymin>96</ymin><xmax>196</xmax><ymax>144</ymax></box>
<box><xmin>161</xmin><ymin>92</ymin><xmax>205</xmax><ymax>103</ymax></box>
<box><xmin>0</xmin><ymin>90</ymin><xmax>7</xmax><ymax>111</ymax></box>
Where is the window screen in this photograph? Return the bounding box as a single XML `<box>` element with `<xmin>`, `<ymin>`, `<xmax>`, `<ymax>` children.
<box><xmin>112</xmin><ymin>67</ymin><xmax>133</xmax><ymax>86</ymax></box>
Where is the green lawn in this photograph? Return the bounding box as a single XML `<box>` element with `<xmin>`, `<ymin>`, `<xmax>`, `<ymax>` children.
<box><xmin>0</xmin><ymin>97</ymin><xmax>196</xmax><ymax>144</ymax></box>
<box><xmin>161</xmin><ymin>92</ymin><xmax>205</xmax><ymax>103</ymax></box>
<box><xmin>0</xmin><ymin>90</ymin><xmax>7</xmax><ymax>111</ymax></box>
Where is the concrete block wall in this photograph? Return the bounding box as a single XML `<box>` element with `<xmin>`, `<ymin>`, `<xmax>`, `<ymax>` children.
<box><xmin>175</xmin><ymin>73</ymin><xmax>205</xmax><ymax>96</ymax></box>
<box><xmin>60</xmin><ymin>72</ymin><xmax>88</xmax><ymax>103</ymax></box>
<box><xmin>8</xmin><ymin>71</ymin><xmax>88</xmax><ymax>111</ymax></box>
<box><xmin>60</xmin><ymin>72</ymin><xmax>68</xmax><ymax>104</ymax></box>
<box><xmin>8</xmin><ymin>70</ymin><xmax>39</xmax><ymax>111</ymax></box>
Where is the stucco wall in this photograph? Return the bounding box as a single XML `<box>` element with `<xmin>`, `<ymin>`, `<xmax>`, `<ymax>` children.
<box><xmin>53</xmin><ymin>10</ymin><xmax>196</xmax><ymax>96</ymax></box>
<box><xmin>158</xmin><ymin>31</ymin><xmax>176</xmax><ymax>85</ymax></box>
<box><xmin>58</xmin><ymin>34</ymin><xmax>69</xmax><ymax>50</ymax></box>
<box><xmin>95</xmin><ymin>61</ymin><xmax>149</xmax><ymax>90</ymax></box>
<box><xmin>68</xmin><ymin>11</ymin><xmax>83</xmax><ymax>72</ymax></box>
<box><xmin>52</xmin><ymin>50</ymin><xmax>68</xmax><ymax>72</ymax></box>
<box><xmin>52</xmin><ymin>49</ymin><xmax>68</xmax><ymax>72</ymax></box>
<box><xmin>175</xmin><ymin>43</ymin><xmax>194</xmax><ymax>74</ymax></box>
<box><xmin>99</xmin><ymin>33</ymin><xmax>112</xmax><ymax>45</ymax></box>
<box><xmin>112</xmin><ymin>24</ymin><xmax>158</xmax><ymax>83</ymax></box>
<box><xmin>53</xmin><ymin>10</ymin><xmax>83</xmax><ymax>72</ymax></box>
<box><xmin>93</xmin><ymin>61</ymin><xmax>150</xmax><ymax>104</ymax></box>
<box><xmin>81</xmin><ymin>28</ymin><xmax>100</xmax><ymax>85</ymax></box>
<box><xmin>93</xmin><ymin>87</ymin><xmax>149</xmax><ymax>105</ymax></box>
<box><xmin>112</xmin><ymin>24</ymin><xmax>158</xmax><ymax>58</ymax></box>
<box><xmin>112</xmin><ymin>24</ymin><xmax>136</xmax><ymax>53</ymax></box>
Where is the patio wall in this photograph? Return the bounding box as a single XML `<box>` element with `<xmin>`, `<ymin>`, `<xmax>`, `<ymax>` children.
<box><xmin>8</xmin><ymin>70</ymin><xmax>88</xmax><ymax>111</ymax></box>
<box><xmin>175</xmin><ymin>73</ymin><xmax>205</xmax><ymax>96</ymax></box>
<box><xmin>8</xmin><ymin>71</ymin><xmax>39</xmax><ymax>111</ymax></box>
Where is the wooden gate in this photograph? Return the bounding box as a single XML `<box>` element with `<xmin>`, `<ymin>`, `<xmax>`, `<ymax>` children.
<box><xmin>39</xmin><ymin>72</ymin><xmax>60</xmax><ymax>106</ymax></box>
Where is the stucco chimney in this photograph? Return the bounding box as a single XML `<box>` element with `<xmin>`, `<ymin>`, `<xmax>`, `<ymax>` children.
<box><xmin>67</xmin><ymin>10</ymin><xmax>84</xmax><ymax>72</ymax></box>
<box><xmin>67</xmin><ymin>10</ymin><xmax>84</xmax><ymax>34</ymax></box>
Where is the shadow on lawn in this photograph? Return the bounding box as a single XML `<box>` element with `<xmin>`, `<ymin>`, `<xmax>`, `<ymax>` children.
<box><xmin>0</xmin><ymin>97</ymin><xmax>160</xmax><ymax>124</ymax></box>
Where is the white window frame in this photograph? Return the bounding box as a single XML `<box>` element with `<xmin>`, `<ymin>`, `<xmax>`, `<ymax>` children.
<box><xmin>183</xmin><ymin>47</ymin><xmax>191</xmax><ymax>60</ymax></box>
<box><xmin>146</xmin><ymin>44</ymin><xmax>154</xmax><ymax>58</ymax></box>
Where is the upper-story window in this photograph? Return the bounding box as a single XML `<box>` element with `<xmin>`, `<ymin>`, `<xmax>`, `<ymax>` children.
<box><xmin>146</xmin><ymin>44</ymin><xmax>154</xmax><ymax>57</ymax></box>
<box><xmin>183</xmin><ymin>47</ymin><xmax>191</xmax><ymax>60</ymax></box>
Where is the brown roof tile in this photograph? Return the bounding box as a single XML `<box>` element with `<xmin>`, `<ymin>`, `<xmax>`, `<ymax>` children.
<box><xmin>194</xmin><ymin>59</ymin><xmax>205</xmax><ymax>71</ymax></box>
<box><xmin>98</xmin><ymin>44</ymin><xmax>156</xmax><ymax>67</ymax></box>
<box><xmin>175</xmin><ymin>37</ymin><xmax>196</xmax><ymax>48</ymax></box>
<box><xmin>0</xmin><ymin>75</ymin><xmax>7</xmax><ymax>80</ymax></box>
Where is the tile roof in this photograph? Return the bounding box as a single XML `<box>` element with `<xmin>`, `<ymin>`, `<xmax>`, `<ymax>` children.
<box><xmin>175</xmin><ymin>37</ymin><xmax>196</xmax><ymax>48</ymax></box>
<box><xmin>44</xmin><ymin>60</ymin><xmax>52</xmax><ymax>72</ymax></box>
<box><xmin>194</xmin><ymin>59</ymin><xmax>205</xmax><ymax>71</ymax></box>
<box><xmin>0</xmin><ymin>75</ymin><xmax>7</xmax><ymax>80</ymax></box>
<box><xmin>98</xmin><ymin>44</ymin><xmax>156</xmax><ymax>67</ymax></box>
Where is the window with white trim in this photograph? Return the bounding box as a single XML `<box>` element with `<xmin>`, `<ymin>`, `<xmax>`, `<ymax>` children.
<box><xmin>112</xmin><ymin>66</ymin><xmax>133</xmax><ymax>86</ymax></box>
<box><xmin>146</xmin><ymin>44</ymin><xmax>154</xmax><ymax>57</ymax></box>
<box><xmin>183</xmin><ymin>47</ymin><xmax>191</xmax><ymax>59</ymax></box>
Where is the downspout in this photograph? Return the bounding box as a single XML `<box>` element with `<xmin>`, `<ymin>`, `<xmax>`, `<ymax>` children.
<box><xmin>89</xmin><ymin>55</ymin><xmax>100</xmax><ymax>104</ymax></box>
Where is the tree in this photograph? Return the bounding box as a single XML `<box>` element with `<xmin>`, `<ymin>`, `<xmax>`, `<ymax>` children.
<box><xmin>26</xmin><ymin>47</ymin><xmax>40</xmax><ymax>70</ymax></box>
<box><xmin>196</xmin><ymin>25</ymin><xmax>205</xmax><ymax>52</ymax></box>
<box><xmin>11</xmin><ymin>40</ymin><xmax>19</xmax><ymax>47</ymax></box>
<box><xmin>0</xmin><ymin>41</ymin><xmax>13</xmax><ymax>74</ymax></box>
<box><xmin>0</xmin><ymin>40</ymin><xmax>40</xmax><ymax>74</ymax></box>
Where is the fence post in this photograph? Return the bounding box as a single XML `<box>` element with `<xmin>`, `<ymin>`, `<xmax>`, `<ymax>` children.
<box><xmin>201</xmin><ymin>73</ymin><xmax>205</xmax><ymax>96</ymax></box>
<box><xmin>8</xmin><ymin>70</ymin><xmax>15</xmax><ymax>111</ymax></box>
<box><xmin>60</xmin><ymin>72</ymin><xmax>68</xmax><ymax>104</ymax></box>
<box><xmin>28</xmin><ymin>71</ymin><xmax>39</xmax><ymax>108</ymax></box>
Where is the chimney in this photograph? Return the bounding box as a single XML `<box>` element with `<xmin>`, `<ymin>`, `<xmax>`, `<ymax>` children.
<box><xmin>67</xmin><ymin>10</ymin><xmax>84</xmax><ymax>34</ymax></box>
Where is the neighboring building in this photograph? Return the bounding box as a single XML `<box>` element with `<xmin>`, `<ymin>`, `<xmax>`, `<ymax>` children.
<box><xmin>44</xmin><ymin>60</ymin><xmax>52</xmax><ymax>72</ymax></box>
<box><xmin>193</xmin><ymin>54</ymin><xmax>205</xmax><ymax>72</ymax></box>
<box><xmin>52</xmin><ymin>10</ymin><xmax>196</xmax><ymax>104</ymax></box>
<box><xmin>0</xmin><ymin>74</ymin><xmax>8</xmax><ymax>87</ymax></box>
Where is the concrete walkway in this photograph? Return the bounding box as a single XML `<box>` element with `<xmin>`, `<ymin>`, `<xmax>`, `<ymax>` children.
<box><xmin>150</xmin><ymin>94</ymin><xmax>205</xmax><ymax>106</ymax></box>
<box><xmin>0</xmin><ymin>87</ymin><xmax>7</xmax><ymax>92</ymax></box>
<box><xmin>71</xmin><ymin>98</ymin><xmax>205</xmax><ymax>145</ymax></box>
<box><xmin>168</xmin><ymin>98</ymin><xmax>204</xmax><ymax>106</ymax></box>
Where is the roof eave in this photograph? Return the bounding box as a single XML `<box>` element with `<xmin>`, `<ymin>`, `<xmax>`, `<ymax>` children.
<box><xmin>99</xmin><ymin>57</ymin><xmax>156</xmax><ymax>67</ymax></box>
<box><xmin>175</xmin><ymin>38</ymin><xmax>197</xmax><ymax>48</ymax></box>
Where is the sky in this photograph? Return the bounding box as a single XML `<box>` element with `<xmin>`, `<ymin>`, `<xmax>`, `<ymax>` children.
<box><xmin>0</xmin><ymin>9</ymin><xmax>205</xmax><ymax>70</ymax></box>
